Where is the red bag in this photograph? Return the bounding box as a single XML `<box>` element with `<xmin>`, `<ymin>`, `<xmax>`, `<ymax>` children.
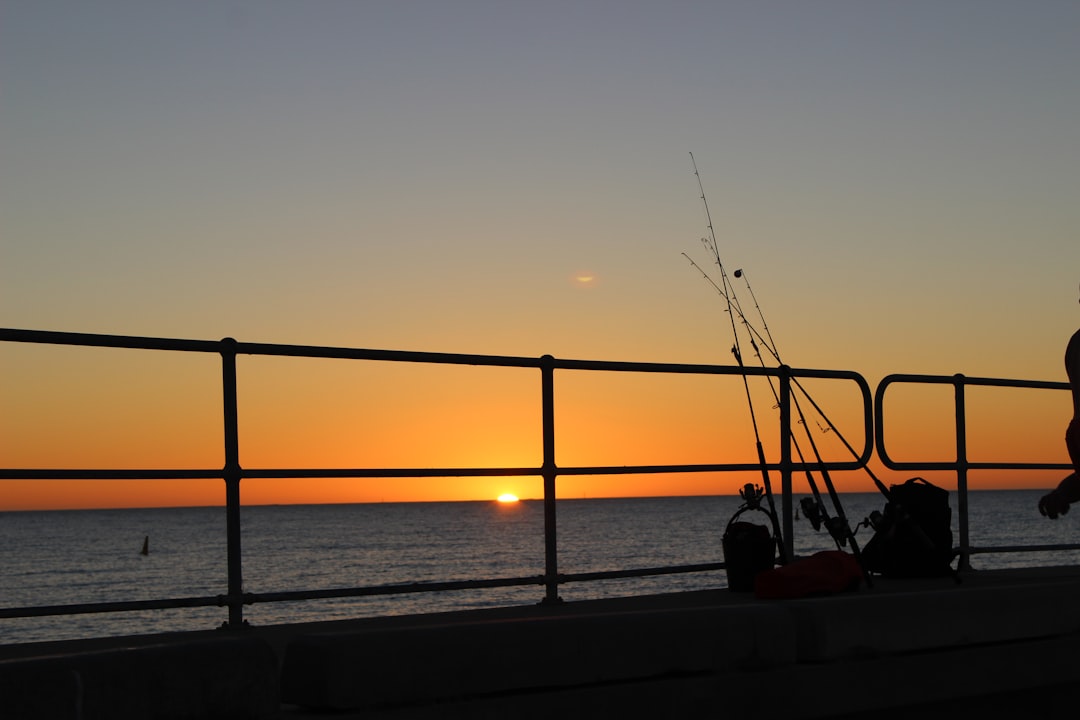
<box><xmin>753</xmin><ymin>550</ymin><xmax>862</xmax><ymax>599</ymax></box>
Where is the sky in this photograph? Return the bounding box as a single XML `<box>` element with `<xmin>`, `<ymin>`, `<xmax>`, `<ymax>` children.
<box><xmin>2</xmin><ymin>1</ymin><xmax>1078</xmax><ymax>510</ymax></box>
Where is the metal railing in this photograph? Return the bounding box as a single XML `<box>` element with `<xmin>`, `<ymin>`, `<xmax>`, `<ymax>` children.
<box><xmin>1</xmin><ymin>327</ymin><xmax>1075</xmax><ymax>629</ymax></box>
<box><xmin>876</xmin><ymin>372</ymin><xmax>1078</xmax><ymax>569</ymax></box>
<box><xmin>1</xmin><ymin>328</ymin><xmax>872</xmax><ymax>627</ymax></box>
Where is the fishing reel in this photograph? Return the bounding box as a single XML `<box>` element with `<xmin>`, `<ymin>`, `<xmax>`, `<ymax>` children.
<box><xmin>865</xmin><ymin>510</ymin><xmax>884</xmax><ymax>531</ymax></box>
<box><xmin>825</xmin><ymin>516</ymin><xmax>852</xmax><ymax>548</ymax></box>
<box><xmin>739</xmin><ymin>483</ymin><xmax>765</xmax><ymax>511</ymax></box>
<box><xmin>800</xmin><ymin>497</ymin><xmax>824</xmax><ymax>531</ymax></box>
<box><xmin>802</xmin><ymin>496</ymin><xmax>852</xmax><ymax>547</ymax></box>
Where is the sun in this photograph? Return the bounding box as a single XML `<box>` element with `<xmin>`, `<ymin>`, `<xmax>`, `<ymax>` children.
<box><xmin>496</xmin><ymin>493</ymin><xmax>519</xmax><ymax>503</ymax></box>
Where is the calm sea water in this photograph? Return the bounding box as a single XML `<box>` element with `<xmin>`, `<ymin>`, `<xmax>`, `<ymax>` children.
<box><xmin>3</xmin><ymin>491</ymin><xmax>1079</xmax><ymax>645</ymax></box>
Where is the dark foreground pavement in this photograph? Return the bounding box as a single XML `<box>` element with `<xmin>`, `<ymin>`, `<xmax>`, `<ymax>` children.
<box><xmin>4</xmin><ymin>565</ymin><xmax>1080</xmax><ymax>719</ymax></box>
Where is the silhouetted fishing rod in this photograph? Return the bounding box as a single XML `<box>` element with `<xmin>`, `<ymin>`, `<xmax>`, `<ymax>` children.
<box><xmin>685</xmin><ymin>254</ymin><xmax>891</xmax><ymax>501</ymax></box>
<box><xmin>686</xmin><ymin>252</ymin><xmax>845</xmax><ymax>549</ymax></box>
<box><xmin>732</xmin><ymin>268</ymin><xmax>862</xmax><ymax>551</ymax></box>
<box><xmin>682</xmin><ymin>169</ymin><xmax>877</xmax><ymax>564</ymax></box>
<box><xmin>732</xmin><ymin>270</ymin><xmax>893</xmax><ymax>499</ymax></box>
<box><xmin>690</xmin><ymin>153</ymin><xmax>786</xmax><ymax>563</ymax></box>
<box><xmin>733</xmin><ymin>269</ymin><xmax>776</xmax><ymax>358</ymax></box>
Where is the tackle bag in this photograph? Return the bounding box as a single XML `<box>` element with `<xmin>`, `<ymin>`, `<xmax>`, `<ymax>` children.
<box><xmin>861</xmin><ymin>477</ymin><xmax>954</xmax><ymax>578</ymax></box>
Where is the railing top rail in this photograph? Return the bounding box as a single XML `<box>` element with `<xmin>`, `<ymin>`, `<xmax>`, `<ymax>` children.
<box><xmin>879</xmin><ymin>371</ymin><xmax>1068</xmax><ymax>392</ymax></box>
<box><xmin>0</xmin><ymin>328</ymin><xmax>542</xmax><ymax>367</ymax></box>
<box><xmin>3</xmin><ymin>328</ymin><xmax>868</xmax><ymax>383</ymax></box>
<box><xmin>0</xmin><ymin>328</ymin><xmax>222</xmax><ymax>353</ymax></box>
<box><xmin>232</xmin><ymin>339</ymin><xmax>545</xmax><ymax>368</ymax></box>
<box><xmin>552</xmin><ymin>357</ymin><xmax>864</xmax><ymax>381</ymax></box>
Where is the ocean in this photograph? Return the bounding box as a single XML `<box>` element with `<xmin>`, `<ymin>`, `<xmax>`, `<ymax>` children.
<box><xmin>3</xmin><ymin>491</ymin><xmax>1080</xmax><ymax>646</ymax></box>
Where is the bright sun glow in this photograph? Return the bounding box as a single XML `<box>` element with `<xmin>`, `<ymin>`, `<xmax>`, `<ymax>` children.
<box><xmin>497</xmin><ymin>493</ymin><xmax>519</xmax><ymax>503</ymax></box>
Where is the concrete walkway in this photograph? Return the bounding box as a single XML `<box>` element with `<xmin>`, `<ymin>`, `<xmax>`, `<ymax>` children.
<box><xmin>4</xmin><ymin>565</ymin><xmax>1080</xmax><ymax>719</ymax></box>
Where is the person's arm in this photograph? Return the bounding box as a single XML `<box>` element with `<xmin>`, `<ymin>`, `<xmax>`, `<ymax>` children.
<box><xmin>1039</xmin><ymin>473</ymin><xmax>1080</xmax><ymax>519</ymax></box>
<box><xmin>1067</xmin><ymin>329</ymin><xmax>1080</xmax><ymax>416</ymax></box>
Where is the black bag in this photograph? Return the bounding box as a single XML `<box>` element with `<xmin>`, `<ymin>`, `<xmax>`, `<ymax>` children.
<box><xmin>861</xmin><ymin>477</ymin><xmax>954</xmax><ymax>578</ymax></box>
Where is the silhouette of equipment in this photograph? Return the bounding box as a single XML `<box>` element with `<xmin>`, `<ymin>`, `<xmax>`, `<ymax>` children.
<box><xmin>722</xmin><ymin>483</ymin><xmax>780</xmax><ymax>592</ymax></box>
<box><xmin>859</xmin><ymin>477</ymin><xmax>958</xmax><ymax>580</ymax></box>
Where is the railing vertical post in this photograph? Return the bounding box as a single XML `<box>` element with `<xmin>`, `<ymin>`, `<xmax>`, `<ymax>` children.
<box><xmin>540</xmin><ymin>355</ymin><xmax>561</xmax><ymax>604</ymax></box>
<box><xmin>220</xmin><ymin>338</ymin><xmax>245</xmax><ymax>627</ymax></box>
<box><xmin>779</xmin><ymin>365</ymin><xmax>794</xmax><ymax>563</ymax></box>
<box><xmin>954</xmin><ymin>374</ymin><xmax>971</xmax><ymax>571</ymax></box>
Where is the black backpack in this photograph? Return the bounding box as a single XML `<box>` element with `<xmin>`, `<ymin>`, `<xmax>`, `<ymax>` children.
<box><xmin>861</xmin><ymin>477</ymin><xmax>954</xmax><ymax>578</ymax></box>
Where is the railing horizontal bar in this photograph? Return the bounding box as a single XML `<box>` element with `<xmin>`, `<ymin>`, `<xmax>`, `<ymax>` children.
<box><xmin>246</xmin><ymin>467</ymin><xmax>542</xmax><ymax>479</ymax></box>
<box><xmin>0</xmin><ymin>595</ymin><xmax>227</xmax><ymax>619</ymax></box>
<box><xmin>554</xmin><ymin>358</ymin><xmax>772</xmax><ymax>375</ymax></box>
<box><xmin>558</xmin><ymin>463</ymin><xmax>773</xmax><ymax>476</ymax></box>
<box><xmin>0</xmin><ymin>457</ymin><xmax>873</xmax><ymax>482</ymax></box>
<box><xmin>558</xmin><ymin>562</ymin><xmax>725</xmax><ymax>584</ymax></box>
<box><xmin>874</xmin><ymin>461</ymin><xmax>1074</xmax><ymax>472</ymax></box>
<box><xmin>560</xmin><ymin>460</ymin><xmax>868</xmax><ymax>476</ymax></box>
<box><xmin>233</xmin><ymin>340</ymin><xmax>544</xmax><ymax>369</ymax></box>
<box><xmin>0</xmin><ymin>469</ymin><xmax>224</xmax><ymax>480</ymax></box>
<box><xmin>1</xmin><ymin>328</ymin><xmax>865</xmax><ymax>382</ymax></box>
<box><xmin>554</xmin><ymin>358</ymin><xmax>866</xmax><ymax>383</ymax></box>
<box><xmin>961</xmin><ymin>377</ymin><xmax>1068</xmax><ymax>391</ymax></box>
<box><xmin>0</xmin><ymin>328</ymin><xmax>221</xmax><ymax>353</ymax></box>
<box><xmin>231</xmin><ymin>566</ymin><xmax>727</xmax><ymax>608</ymax></box>
<box><xmin>969</xmin><ymin>544</ymin><xmax>1080</xmax><ymax>555</ymax></box>
<box><xmin>880</xmin><ymin>371</ymin><xmax>1068</xmax><ymax>392</ymax></box>
<box><xmin>248</xmin><ymin>575</ymin><xmax>545</xmax><ymax>604</ymax></box>
<box><xmin>236</xmin><ymin>461</ymin><xmax>866</xmax><ymax>480</ymax></box>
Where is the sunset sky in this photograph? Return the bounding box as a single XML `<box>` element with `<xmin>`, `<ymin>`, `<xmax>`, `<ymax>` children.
<box><xmin>2</xmin><ymin>1</ymin><xmax>1078</xmax><ymax>510</ymax></box>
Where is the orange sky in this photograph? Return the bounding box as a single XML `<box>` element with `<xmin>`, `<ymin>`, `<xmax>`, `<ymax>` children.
<box><xmin>1</xmin><ymin>339</ymin><xmax>1072</xmax><ymax>511</ymax></box>
<box><xmin>2</xmin><ymin>5</ymin><xmax>1078</xmax><ymax>511</ymax></box>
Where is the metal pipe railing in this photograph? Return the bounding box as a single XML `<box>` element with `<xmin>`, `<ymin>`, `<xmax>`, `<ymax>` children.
<box><xmin>0</xmin><ymin>327</ymin><xmax>925</xmax><ymax>630</ymax></box>
<box><xmin>220</xmin><ymin>338</ymin><xmax>244</xmax><ymax>627</ymax></box>
<box><xmin>876</xmin><ymin>372</ymin><xmax>1073</xmax><ymax>569</ymax></box>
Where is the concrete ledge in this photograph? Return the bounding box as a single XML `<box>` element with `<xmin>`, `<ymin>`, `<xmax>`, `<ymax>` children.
<box><xmin>364</xmin><ymin>631</ymin><xmax>1080</xmax><ymax>720</ymax></box>
<box><xmin>9</xmin><ymin>568</ymin><xmax>1080</xmax><ymax>718</ymax></box>
<box><xmin>0</xmin><ymin>634</ymin><xmax>280</xmax><ymax>720</ymax></box>
<box><xmin>277</xmin><ymin>568</ymin><xmax>1080</xmax><ymax>715</ymax></box>
<box><xmin>0</xmin><ymin>665</ymin><xmax>81</xmax><ymax>720</ymax></box>
<box><xmin>280</xmin><ymin>603</ymin><xmax>795</xmax><ymax>710</ymax></box>
<box><xmin>765</xmin><ymin>630</ymin><xmax>1080</xmax><ymax>719</ymax></box>
<box><xmin>786</xmin><ymin>576</ymin><xmax>1080</xmax><ymax>661</ymax></box>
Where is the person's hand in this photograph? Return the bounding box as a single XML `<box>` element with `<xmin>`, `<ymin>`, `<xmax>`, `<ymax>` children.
<box><xmin>1039</xmin><ymin>490</ymin><xmax>1071</xmax><ymax>519</ymax></box>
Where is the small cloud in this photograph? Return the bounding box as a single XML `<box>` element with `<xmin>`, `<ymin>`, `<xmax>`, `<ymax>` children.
<box><xmin>571</xmin><ymin>270</ymin><xmax>599</xmax><ymax>289</ymax></box>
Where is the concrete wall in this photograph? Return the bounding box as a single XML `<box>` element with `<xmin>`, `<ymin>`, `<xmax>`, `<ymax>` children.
<box><xmin>4</xmin><ymin>568</ymin><xmax>1080</xmax><ymax>719</ymax></box>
